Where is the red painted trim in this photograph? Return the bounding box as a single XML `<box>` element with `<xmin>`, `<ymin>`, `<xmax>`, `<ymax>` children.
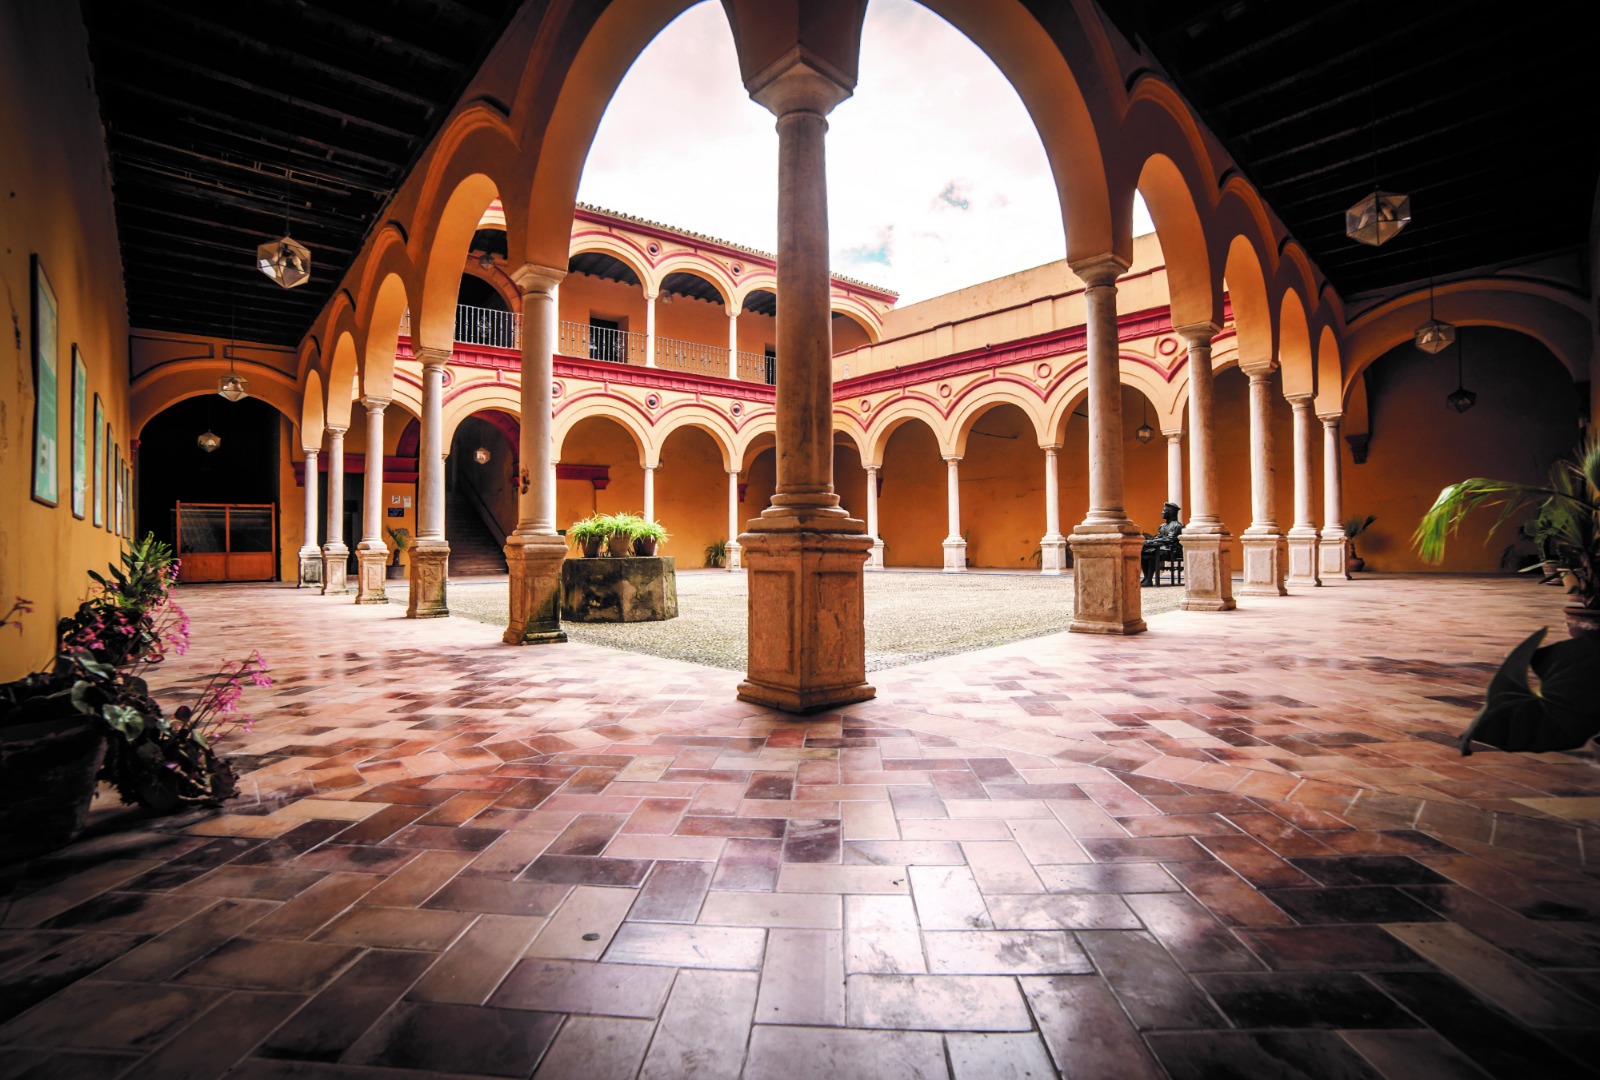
<box><xmin>292</xmin><ymin>456</ymin><xmax>417</xmax><ymax>486</ymax></box>
<box><xmin>554</xmin><ymin>355</ymin><xmax>777</xmax><ymax>402</ymax></box>
<box><xmin>557</xmin><ymin>464</ymin><xmax>609</xmax><ymax>485</ymax></box>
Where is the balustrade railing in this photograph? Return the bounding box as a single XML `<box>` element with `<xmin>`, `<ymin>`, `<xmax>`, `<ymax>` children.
<box><xmin>400</xmin><ymin>307</ymin><xmax>774</xmax><ymax>383</ymax></box>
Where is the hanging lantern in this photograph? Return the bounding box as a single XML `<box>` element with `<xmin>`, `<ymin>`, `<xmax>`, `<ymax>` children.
<box><xmin>217</xmin><ymin>371</ymin><xmax>249</xmax><ymax>402</ymax></box>
<box><xmin>1413</xmin><ymin>277</ymin><xmax>1456</xmax><ymax>355</ymax></box>
<box><xmin>1445</xmin><ymin>334</ymin><xmax>1476</xmax><ymax>413</ymax></box>
<box><xmin>257</xmin><ymin>234</ymin><xmax>311</xmax><ymax>289</ymax></box>
<box><xmin>1135</xmin><ymin>400</ymin><xmax>1154</xmax><ymax>444</ymax></box>
<box><xmin>197</xmin><ymin>429</ymin><xmax>221</xmax><ymax>453</ymax></box>
<box><xmin>1345</xmin><ymin>191</ymin><xmax>1411</xmax><ymax>247</ymax></box>
<box><xmin>474</xmin><ymin>447</ymin><xmax>491</xmax><ymax>465</ymax></box>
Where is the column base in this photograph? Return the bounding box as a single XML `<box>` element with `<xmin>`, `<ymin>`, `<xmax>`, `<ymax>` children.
<box><xmin>321</xmin><ymin>544</ymin><xmax>349</xmax><ymax>595</ymax></box>
<box><xmin>1039</xmin><ymin>535</ymin><xmax>1068</xmax><ymax>575</ymax></box>
<box><xmin>1286</xmin><ymin>529</ymin><xmax>1322</xmax><ymax>588</ymax></box>
<box><xmin>407</xmin><ymin>541</ymin><xmax>450</xmax><ymax>618</ymax></box>
<box><xmin>1319</xmin><ymin>530</ymin><xmax>1350</xmax><ymax>580</ymax></box>
<box><xmin>726</xmin><ymin>540</ymin><xmax>743</xmax><ymax>572</ymax></box>
<box><xmin>504</xmin><ymin>533</ymin><xmax>568</xmax><ymax>646</ymax></box>
<box><xmin>1067</xmin><ymin>528</ymin><xmax>1146</xmax><ymax>635</ymax></box>
<box><xmin>1179</xmin><ymin>529</ymin><xmax>1236</xmax><ymax>611</ymax></box>
<box><xmin>736</xmin><ymin>512</ymin><xmax>874</xmax><ymax>715</ymax></box>
<box><xmin>354</xmin><ymin>547</ymin><xmax>389</xmax><ymax>604</ymax></box>
<box><xmin>865</xmin><ymin>539</ymin><xmax>885</xmax><ymax>571</ymax></box>
<box><xmin>942</xmin><ymin>538</ymin><xmax>967</xmax><ymax>573</ymax></box>
<box><xmin>298</xmin><ymin>549</ymin><xmax>323</xmax><ymax>589</ymax></box>
<box><xmin>1239</xmin><ymin>532</ymin><xmax>1287</xmax><ymax>596</ymax></box>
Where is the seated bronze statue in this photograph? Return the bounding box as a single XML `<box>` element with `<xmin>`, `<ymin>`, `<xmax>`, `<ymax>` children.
<box><xmin>1141</xmin><ymin>502</ymin><xmax>1184</xmax><ymax>586</ymax></box>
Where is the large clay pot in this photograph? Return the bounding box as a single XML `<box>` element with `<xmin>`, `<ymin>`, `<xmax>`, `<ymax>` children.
<box><xmin>1565</xmin><ymin>606</ymin><xmax>1600</xmax><ymax>639</ymax></box>
<box><xmin>607</xmin><ymin>532</ymin><xmax>632</xmax><ymax>558</ymax></box>
<box><xmin>0</xmin><ymin>717</ymin><xmax>106</xmax><ymax>862</ymax></box>
<box><xmin>581</xmin><ymin>537</ymin><xmax>603</xmax><ymax>559</ymax></box>
<box><xmin>1346</xmin><ymin>555</ymin><xmax>1365</xmax><ymax>574</ymax></box>
<box><xmin>633</xmin><ymin>537</ymin><xmax>658</xmax><ymax>557</ymax></box>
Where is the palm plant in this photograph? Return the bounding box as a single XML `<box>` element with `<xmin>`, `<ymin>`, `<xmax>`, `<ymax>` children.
<box><xmin>1414</xmin><ymin>436</ymin><xmax>1600</xmax><ymax>611</ymax></box>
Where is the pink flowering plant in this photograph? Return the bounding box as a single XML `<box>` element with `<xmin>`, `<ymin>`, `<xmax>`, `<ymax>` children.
<box><xmin>3</xmin><ymin>534</ymin><xmax>268</xmax><ymax>812</ymax></box>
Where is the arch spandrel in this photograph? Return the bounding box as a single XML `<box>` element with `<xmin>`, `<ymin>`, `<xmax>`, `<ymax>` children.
<box><xmin>651</xmin><ymin>255</ymin><xmax>736</xmax><ymax>306</ymax></box>
<box><xmin>948</xmin><ymin>386</ymin><xmax>1051</xmax><ymax>458</ymax></box>
<box><xmin>1276</xmin><ymin>288</ymin><xmax>1314</xmax><ymax>397</ymax></box>
<box><xmin>568</xmin><ymin>231</ymin><xmax>654</xmax><ymax>292</ymax></box>
<box><xmin>862</xmin><ymin>397</ymin><xmax>949</xmax><ymax>466</ymax></box>
<box><xmin>655</xmin><ymin>407</ymin><xmax>738</xmax><ymax>472</ymax></box>
<box><xmin>553</xmin><ymin>398</ymin><xmax>652</xmax><ymax>469</ymax></box>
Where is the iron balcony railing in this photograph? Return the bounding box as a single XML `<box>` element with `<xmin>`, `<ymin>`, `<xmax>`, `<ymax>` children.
<box><xmin>401</xmin><ymin>307</ymin><xmax>774</xmax><ymax>383</ymax></box>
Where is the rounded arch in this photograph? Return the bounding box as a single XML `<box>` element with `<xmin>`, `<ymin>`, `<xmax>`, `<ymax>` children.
<box><xmin>360</xmin><ymin>272</ymin><xmax>411</xmax><ymax>402</ymax></box>
<box><xmin>442</xmin><ymin>385</ymin><xmax>522</xmax><ymax>451</ymax></box>
<box><xmin>1314</xmin><ymin>325</ymin><xmax>1342</xmax><ymax>415</ymax></box>
<box><xmin>1273</xmin><ymin>241</ymin><xmax>1319</xmax><ymax>322</ymax></box>
<box><xmin>418</xmin><ymin>173</ymin><xmax>502</xmax><ymax>352</ymax></box>
<box><xmin>324</xmin><ymin>331</ymin><xmax>360</xmax><ymax>430</ymax></box>
<box><xmin>301</xmin><ymin>369</ymin><xmax>326</xmax><ymax>451</ymax></box>
<box><xmin>863</xmin><ymin>397</ymin><xmax>948</xmax><ymax>466</ymax></box>
<box><xmin>652</xmin><ymin>255</ymin><xmax>734</xmax><ymax>306</ymax></box>
<box><xmin>733</xmin><ymin>271</ymin><xmax>779</xmax><ymax>313</ymax></box>
<box><xmin>948</xmin><ymin>385</ymin><xmax>1051</xmax><ymax>457</ymax></box>
<box><xmin>654</xmin><ymin>407</ymin><xmax>737</xmax><ymax>471</ymax></box>
<box><xmin>1276</xmin><ymin>288</ymin><xmax>1314</xmax><ymax>397</ymax></box>
<box><xmin>1224</xmin><ymin>233</ymin><xmax>1275</xmax><ymax>369</ymax></box>
<box><xmin>352</xmin><ymin>223</ymin><xmax>417</xmax><ymax>337</ymax></box>
<box><xmin>129</xmin><ymin>364</ymin><xmax>302</xmax><ymax>440</ymax></box>
<box><xmin>733</xmin><ymin>415</ymin><xmax>777</xmax><ymax>473</ymax></box>
<box><xmin>554</xmin><ymin>398</ymin><xmax>650</xmax><ymax>468</ymax></box>
<box><xmin>832</xmin><ymin>415</ymin><xmax>870</xmax><ymax>464</ymax></box>
<box><xmin>1341</xmin><ymin>278</ymin><xmax>1592</xmax><ymax>400</ymax></box>
<box><xmin>1129</xmin><ymin>152</ymin><xmax>1221</xmax><ymax>330</ymax></box>
<box><xmin>830</xmin><ymin>297</ymin><xmax>883</xmax><ymax>344</ymax></box>
<box><xmin>568</xmin><ymin>230</ymin><xmax>653</xmax><ymax>292</ymax></box>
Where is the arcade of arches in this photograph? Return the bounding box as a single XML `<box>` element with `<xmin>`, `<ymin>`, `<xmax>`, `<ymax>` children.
<box><xmin>6</xmin><ymin>1</ymin><xmax>1600</xmax><ymax>1076</ymax></box>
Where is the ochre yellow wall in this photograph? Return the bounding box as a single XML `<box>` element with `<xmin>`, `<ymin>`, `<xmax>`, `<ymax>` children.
<box><xmin>560</xmin><ymin>273</ymin><xmax>648</xmax><ymax>337</ymax></box>
<box><xmin>1346</xmin><ymin>328</ymin><xmax>1578</xmax><ymax>573</ymax></box>
<box><xmin>1</xmin><ymin>3</ymin><xmax>134</xmax><ymax>678</ymax></box>
<box><xmin>879</xmin><ymin>421</ymin><xmax>947</xmax><ymax>566</ymax></box>
<box><xmin>655</xmin><ymin>425</ymin><xmax>728</xmax><ymax>566</ymax></box>
<box><xmin>655</xmin><ymin>292</ymin><xmax>731</xmax><ymax>349</ymax></box>
<box><xmin>736</xmin><ymin>311</ymin><xmax>777</xmax><ymax>357</ymax></box>
<box><xmin>1212</xmin><ymin>367</ymin><xmax>1297</xmax><ymax>551</ymax></box>
<box><xmin>956</xmin><ymin>404</ymin><xmax>1044</xmax><ymax>568</ymax></box>
<box><xmin>741</xmin><ymin>446</ymin><xmax>777</xmax><ymax>533</ymax></box>
<box><xmin>556</xmin><ymin>417</ymin><xmax>646</xmax><ymax>538</ymax></box>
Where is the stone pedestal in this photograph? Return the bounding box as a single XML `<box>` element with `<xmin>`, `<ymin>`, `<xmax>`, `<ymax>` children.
<box><xmin>1286</xmin><ymin>530</ymin><xmax>1322</xmax><ymax>588</ymax></box>
<box><xmin>354</xmin><ymin>548</ymin><xmax>388</xmax><ymax>604</ymax></box>
<box><xmin>504</xmin><ymin>535</ymin><xmax>569</xmax><ymax>642</ymax></box>
<box><xmin>407</xmin><ymin>541</ymin><xmax>450</xmax><ymax>619</ymax></box>
<box><xmin>942</xmin><ymin>538</ymin><xmax>967</xmax><ymax>572</ymax></box>
<box><xmin>1320</xmin><ymin>530</ymin><xmax>1350</xmax><ymax>579</ymax></box>
<box><xmin>562</xmin><ymin>555</ymin><xmax>676</xmax><ymax>623</ymax></box>
<box><xmin>1068</xmin><ymin>531</ymin><xmax>1147</xmax><ymax>635</ymax></box>
<box><xmin>738</xmin><ymin>516</ymin><xmax>874</xmax><ymax>714</ymax></box>
<box><xmin>321</xmin><ymin>544</ymin><xmax>349</xmax><ymax>595</ymax></box>
<box><xmin>1179</xmin><ymin>529</ymin><xmax>1235</xmax><ymax>611</ymax></box>
<box><xmin>1039</xmin><ymin>536</ymin><xmax>1068</xmax><ymax>575</ymax></box>
<box><xmin>298</xmin><ymin>551</ymin><xmax>323</xmax><ymax>588</ymax></box>
<box><xmin>1239</xmin><ymin>534</ymin><xmax>1287</xmax><ymax>596</ymax></box>
<box><xmin>866</xmin><ymin>539</ymin><xmax>885</xmax><ymax>570</ymax></box>
<box><xmin>726</xmin><ymin>540</ymin><xmax>743</xmax><ymax>571</ymax></box>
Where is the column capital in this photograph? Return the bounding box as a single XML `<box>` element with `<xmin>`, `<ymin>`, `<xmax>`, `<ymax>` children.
<box><xmin>727</xmin><ymin>468</ymin><xmax>741</xmax><ymax>477</ymax></box>
<box><xmin>1068</xmin><ymin>253</ymin><xmax>1130</xmax><ymax>288</ymax></box>
<box><xmin>1240</xmin><ymin>358</ymin><xmax>1279</xmax><ymax>379</ymax></box>
<box><xmin>1038</xmin><ymin>443</ymin><xmax>1062</xmax><ymax>453</ymax></box>
<box><xmin>302</xmin><ymin>446</ymin><xmax>320</xmax><ymax>458</ymax></box>
<box><xmin>1285</xmin><ymin>392</ymin><xmax>1316</xmax><ymax>409</ymax></box>
<box><xmin>644</xmin><ymin>288</ymin><xmax>660</xmax><ymax>302</ymax></box>
<box><xmin>325</xmin><ymin>425</ymin><xmax>348</xmax><ymax>438</ymax></box>
<box><xmin>510</xmin><ymin>262</ymin><xmax>566</xmax><ymax>296</ymax></box>
<box><xmin>942</xmin><ymin>454</ymin><xmax>963</xmax><ymax>464</ymax></box>
<box><xmin>1163</xmin><ymin>429</ymin><xmax>1185</xmax><ymax>441</ymax></box>
<box><xmin>863</xmin><ymin>462</ymin><xmax>881</xmax><ymax>473</ymax></box>
<box><xmin>1317</xmin><ymin>411</ymin><xmax>1344</xmax><ymax>425</ymax></box>
<box><xmin>747</xmin><ymin>49</ymin><xmax>854</xmax><ymax>117</ymax></box>
<box><xmin>413</xmin><ymin>346</ymin><xmax>451</xmax><ymax>369</ymax></box>
<box><xmin>1174</xmin><ymin>321</ymin><xmax>1222</xmax><ymax>348</ymax></box>
<box><xmin>362</xmin><ymin>395</ymin><xmax>390</xmax><ymax>413</ymax></box>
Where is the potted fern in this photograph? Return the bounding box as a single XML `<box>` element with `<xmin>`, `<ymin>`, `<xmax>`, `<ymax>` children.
<box><xmin>1344</xmin><ymin>515</ymin><xmax>1376</xmax><ymax>573</ymax></box>
<box><xmin>630</xmin><ymin>518</ymin><xmax>668</xmax><ymax>557</ymax></box>
<box><xmin>705</xmin><ymin>538</ymin><xmax>728</xmax><ymax>568</ymax></box>
<box><xmin>1414</xmin><ymin>437</ymin><xmax>1599</xmax><ymax>638</ymax></box>
<box><xmin>568</xmin><ymin>515</ymin><xmax>610</xmax><ymax>559</ymax></box>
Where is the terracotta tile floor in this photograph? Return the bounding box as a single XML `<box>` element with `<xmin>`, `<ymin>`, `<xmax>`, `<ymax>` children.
<box><xmin>3</xmin><ymin>574</ymin><xmax>1599</xmax><ymax>1079</ymax></box>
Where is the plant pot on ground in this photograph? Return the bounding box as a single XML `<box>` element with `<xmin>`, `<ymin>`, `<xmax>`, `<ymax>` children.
<box><xmin>386</xmin><ymin>526</ymin><xmax>411</xmax><ymax>580</ymax></box>
<box><xmin>1415</xmin><ymin>436</ymin><xmax>1600</xmax><ymax>639</ymax></box>
<box><xmin>705</xmin><ymin>539</ymin><xmax>728</xmax><ymax>568</ymax></box>
<box><xmin>1344</xmin><ymin>515</ymin><xmax>1375</xmax><ymax>574</ymax></box>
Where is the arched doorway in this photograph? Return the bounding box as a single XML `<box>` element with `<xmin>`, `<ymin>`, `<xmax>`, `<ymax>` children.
<box><xmin>447</xmin><ymin>410</ymin><xmax>519</xmax><ymax>576</ymax></box>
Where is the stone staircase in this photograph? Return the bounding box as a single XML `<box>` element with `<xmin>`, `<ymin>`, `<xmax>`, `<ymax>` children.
<box><xmin>444</xmin><ymin>491</ymin><xmax>508</xmax><ymax>577</ymax></box>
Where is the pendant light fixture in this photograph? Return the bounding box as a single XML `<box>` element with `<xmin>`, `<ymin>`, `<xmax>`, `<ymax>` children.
<box><xmin>1445</xmin><ymin>332</ymin><xmax>1476</xmax><ymax>413</ymax></box>
<box><xmin>218</xmin><ymin>286</ymin><xmax>249</xmax><ymax>401</ymax></box>
<box><xmin>1135</xmin><ymin>399</ymin><xmax>1154</xmax><ymax>444</ymax></box>
<box><xmin>1413</xmin><ymin>252</ymin><xmax>1456</xmax><ymax>354</ymax></box>
<box><xmin>257</xmin><ymin>144</ymin><xmax>310</xmax><ymax>288</ymax></box>
<box><xmin>1345</xmin><ymin>30</ymin><xmax>1409</xmax><ymax>247</ymax></box>
<box><xmin>474</xmin><ymin>447</ymin><xmax>491</xmax><ymax>464</ymax></box>
<box><xmin>197</xmin><ymin>429</ymin><xmax>222</xmax><ymax>453</ymax></box>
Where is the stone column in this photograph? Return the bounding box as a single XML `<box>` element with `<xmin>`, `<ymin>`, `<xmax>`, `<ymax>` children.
<box><xmin>1039</xmin><ymin>446</ymin><xmax>1067</xmax><ymax>575</ymax></box>
<box><xmin>1067</xmin><ymin>255</ymin><xmax>1145</xmax><ymax>634</ymax></box>
<box><xmin>503</xmin><ymin>264</ymin><xmax>569</xmax><ymax>645</ymax></box>
<box><xmin>1176</xmin><ymin>326</ymin><xmax>1235</xmax><ymax>611</ymax></box>
<box><xmin>1239</xmin><ymin>362</ymin><xmax>1288</xmax><ymax>596</ymax></box>
<box><xmin>321</xmin><ymin>426</ymin><xmax>349</xmax><ymax>594</ymax></box>
<box><xmin>725</xmin><ymin>469</ymin><xmax>742</xmax><ymax>570</ymax></box>
<box><xmin>737</xmin><ymin>55</ymin><xmax>874</xmax><ymax>713</ymax></box>
<box><xmin>644</xmin><ymin>290</ymin><xmax>657</xmax><ymax>368</ymax></box>
<box><xmin>1319</xmin><ymin>414</ymin><xmax>1350</xmax><ymax>579</ymax></box>
<box><xmin>298</xmin><ymin>447</ymin><xmax>322</xmax><ymax>587</ymax></box>
<box><xmin>354</xmin><ymin>397</ymin><xmax>390</xmax><ymax>604</ymax></box>
<box><xmin>642</xmin><ymin>465</ymin><xmax>656</xmax><ymax>522</ymax></box>
<box><xmin>864</xmin><ymin>465</ymin><xmax>884</xmax><ymax>570</ymax></box>
<box><xmin>942</xmin><ymin>456</ymin><xmax>966</xmax><ymax>572</ymax></box>
<box><xmin>728</xmin><ymin>309</ymin><xmax>740</xmax><ymax>379</ymax></box>
<box><xmin>1165</xmin><ymin>431</ymin><xmax>1185</xmax><ymax>507</ymax></box>
<box><xmin>1285</xmin><ymin>394</ymin><xmax>1322</xmax><ymax>587</ymax></box>
<box><xmin>408</xmin><ymin>347</ymin><xmax>451</xmax><ymax>617</ymax></box>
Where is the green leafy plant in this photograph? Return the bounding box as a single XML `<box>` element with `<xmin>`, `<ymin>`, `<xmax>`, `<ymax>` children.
<box><xmin>1414</xmin><ymin>437</ymin><xmax>1600</xmax><ymax>610</ymax></box>
<box><xmin>567</xmin><ymin>515</ymin><xmax>612</xmax><ymax>555</ymax></box>
<box><xmin>1344</xmin><ymin>514</ymin><xmax>1376</xmax><ymax>541</ymax></box>
<box><xmin>386</xmin><ymin>526</ymin><xmax>412</xmax><ymax>566</ymax></box>
<box><xmin>1459</xmin><ymin>627</ymin><xmax>1600</xmax><ymax>755</ymax></box>
<box><xmin>705</xmin><ymin>539</ymin><xmax>728</xmax><ymax>567</ymax></box>
<box><xmin>627</xmin><ymin>518</ymin><xmax>668</xmax><ymax>543</ymax></box>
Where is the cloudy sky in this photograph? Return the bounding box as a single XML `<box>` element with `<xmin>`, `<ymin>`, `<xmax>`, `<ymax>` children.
<box><xmin>577</xmin><ymin>0</ymin><xmax>1153</xmax><ymax>305</ymax></box>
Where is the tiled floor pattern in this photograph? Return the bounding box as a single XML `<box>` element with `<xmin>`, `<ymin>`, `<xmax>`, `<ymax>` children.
<box><xmin>2</xmin><ymin>574</ymin><xmax>1599</xmax><ymax>1079</ymax></box>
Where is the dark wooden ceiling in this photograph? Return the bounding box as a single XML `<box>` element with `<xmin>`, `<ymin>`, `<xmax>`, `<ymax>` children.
<box><xmin>82</xmin><ymin>0</ymin><xmax>522</xmax><ymax>348</ymax></box>
<box><xmin>84</xmin><ymin>1</ymin><xmax>1596</xmax><ymax>353</ymax></box>
<box><xmin>1096</xmin><ymin>0</ymin><xmax>1600</xmax><ymax>298</ymax></box>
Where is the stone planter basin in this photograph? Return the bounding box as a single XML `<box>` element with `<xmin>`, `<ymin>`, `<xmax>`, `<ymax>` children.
<box><xmin>561</xmin><ymin>556</ymin><xmax>678</xmax><ymax>623</ymax></box>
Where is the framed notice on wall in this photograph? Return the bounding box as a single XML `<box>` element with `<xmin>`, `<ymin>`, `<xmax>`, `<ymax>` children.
<box><xmin>93</xmin><ymin>395</ymin><xmax>105</xmax><ymax>528</ymax></box>
<box><xmin>71</xmin><ymin>347</ymin><xmax>87</xmax><ymax>519</ymax></box>
<box><xmin>31</xmin><ymin>256</ymin><xmax>59</xmax><ymax>507</ymax></box>
<box><xmin>103</xmin><ymin>422</ymin><xmax>114</xmax><ymax>530</ymax></box>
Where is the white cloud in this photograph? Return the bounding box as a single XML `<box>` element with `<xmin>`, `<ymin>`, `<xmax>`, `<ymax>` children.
<box><xmin>577</xmin><ymin>0</ymin><xmax>1154</xmax><ymax>305</ymax></box>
